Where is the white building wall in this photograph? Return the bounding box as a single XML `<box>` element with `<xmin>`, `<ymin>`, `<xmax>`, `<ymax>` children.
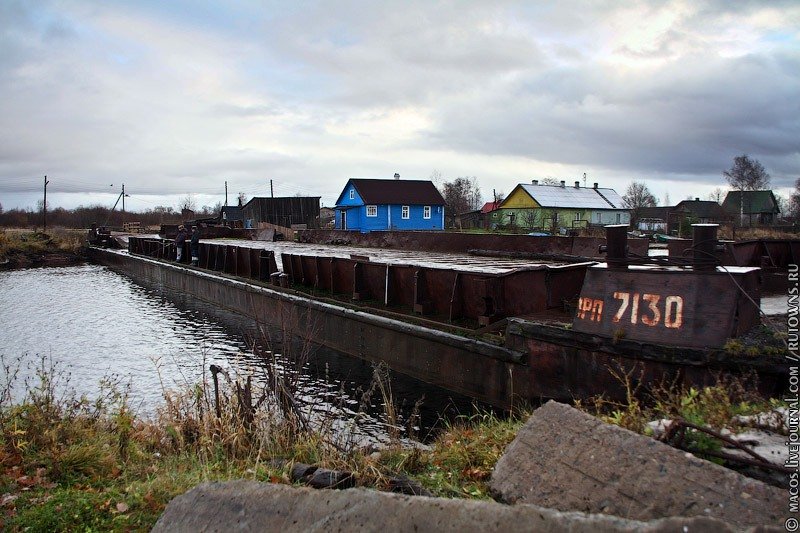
<box><xmin>590</xmin><ymin>210</ymin><xmax>631</xmax><ymax>225</ymax></box>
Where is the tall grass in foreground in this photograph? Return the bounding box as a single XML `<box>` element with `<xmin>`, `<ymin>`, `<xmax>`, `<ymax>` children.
<box><xmin>0</xmin><ymin>352</ymin><xmax>526</xmax><ymax>532</ymax></box>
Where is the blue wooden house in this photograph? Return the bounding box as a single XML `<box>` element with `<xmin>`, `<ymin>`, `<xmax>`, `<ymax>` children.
<box><xmin>334</xmin><ymin>178</ymin><xmax>446</xmax><ymax>232</ymax></box>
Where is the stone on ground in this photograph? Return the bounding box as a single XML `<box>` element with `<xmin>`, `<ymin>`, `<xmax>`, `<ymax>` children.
<box><xmin>152</xmin><ymin>480</ymin><xmax>749</xmax><ymax>532</ymax></box>
<box><xmin>490</xmin><ymin>401</ymin><xmax>784</xmax><ymax>529</ymax></box>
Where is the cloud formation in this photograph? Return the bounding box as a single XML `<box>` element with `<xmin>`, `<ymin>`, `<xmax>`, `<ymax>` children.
<box><xmin>0</xmin><ymin>0</ymin><xmax>798</xmax><ymax>210</ymax></box>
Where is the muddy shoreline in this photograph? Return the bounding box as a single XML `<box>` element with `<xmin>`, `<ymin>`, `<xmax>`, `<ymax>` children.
<box><xmin>0</xmin><ymin>249</ymin><xmax>86</xmax><ymax>270</ymax></box>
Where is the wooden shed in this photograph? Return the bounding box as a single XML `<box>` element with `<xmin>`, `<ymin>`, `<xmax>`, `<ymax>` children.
<box><xmin>241</xmin><ymin>197</ymin><xmax>321</xmax><ymax>229</ymax></box>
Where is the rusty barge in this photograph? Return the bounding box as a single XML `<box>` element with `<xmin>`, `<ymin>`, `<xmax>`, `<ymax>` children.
<box><xmin>88</xmin><ymin>226</ymin><xmax>788</xmax><ymax>409</ymax></box>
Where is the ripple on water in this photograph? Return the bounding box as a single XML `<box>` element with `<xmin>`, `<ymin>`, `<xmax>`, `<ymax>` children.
<box><xmin>0</xmin><ymin>264</ymin><xmax>476</xmax><ymax>443</ymax></box>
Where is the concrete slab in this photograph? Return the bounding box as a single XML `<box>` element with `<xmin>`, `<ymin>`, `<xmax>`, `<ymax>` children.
<box><xmin>151</xmin><ymin>480</ymin><xmax>753</xmax><ymax>532</ymax></box>
<box><xmin>490</xmin><ymin>401</ymin><xmax>785</xmax><ymax>529</ymax></box>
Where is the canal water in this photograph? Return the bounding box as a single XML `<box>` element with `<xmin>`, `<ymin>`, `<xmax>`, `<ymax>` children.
<box><xmin>0</xmin><ymin>265</ymin><xmax>481</xmax><ymax>445</ymax></box>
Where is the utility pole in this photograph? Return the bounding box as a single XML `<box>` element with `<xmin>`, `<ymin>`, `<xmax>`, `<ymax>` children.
<box><xmin>122</xmin><ymin>183</ymin><xmax>126</xmax><ymax>225</ymax></box>
<box><xmin>43</xmin><ymin>175</ymin><xmax>50</xmax><ymax>233</ymax></box>
<box><xmin>270</xmin><ymin>179</ymin><xmax>274</xmax><ymax>198</ymax></box>
<box><xmin>225</xmin><ymin>181</ymin><xmax>228</xmax><ymax>206</ymax></box>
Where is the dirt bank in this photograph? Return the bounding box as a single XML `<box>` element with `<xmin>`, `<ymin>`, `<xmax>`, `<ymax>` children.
<box><xmin>0</xmin><ymin>230</ymin><xmax>86</xmax><ymax>270</ymax></box>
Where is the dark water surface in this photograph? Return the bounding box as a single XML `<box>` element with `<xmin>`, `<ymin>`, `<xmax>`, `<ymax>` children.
<box><xmin>0</xmin><ymin>265</ymin><xmax>481</xmax><ymax>444</ymax></box>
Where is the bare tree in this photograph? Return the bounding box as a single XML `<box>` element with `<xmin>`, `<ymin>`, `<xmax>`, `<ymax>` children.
<box><xmin>774</xmin><ymin>193</ymin><xmax>787</xmax><ymax>222</ymax></box>
<box><xmin>441</xmin><ymin>177</ymin><xmax>482</xmax><ymax>216</ymax></box>
<box><xmin>429</xmin><ymin>169</ymin><xmax>444</xmax><ymax>188</ymax></box>
<box><xmin>237</xmin><ymin>192</ymin><xmax>248</xmax><ymax>206</ymax></box>
<box><xmin>152</xmin><ymin>205</ymin><xmax>175</xmax><ymax>215</ymax></box>
<box><xmin>179</xmin><ymin>194</ymin><xmax>197</xmax><ymax>213</ymax></box>
<box><xmin>539</xmin><ymin>177</ymin><xmax>561</xmax><ymax>186</ymax></box>
<box><xmin>622</xmin><ymin>181</ymin><xmax>658</xmax><ymax>228</ymax></box>
<box><xmin>707</xmin><ymin>187</ymin><xmax>725</xmax><ymax>204</ymax></box>
<box><xmin>789</xmin><ymin>178</ymin><xmax>800</xmax><ymax>223</ymax></box>
<box><xmin>723</xmin><ymin>155</ymin><xmax>771</xmax><ymax>191</ymax></box>
<box><xmin>521</xmin><ymin>209</ymin><xmax>539</xmax><ymax>229</ymax></box>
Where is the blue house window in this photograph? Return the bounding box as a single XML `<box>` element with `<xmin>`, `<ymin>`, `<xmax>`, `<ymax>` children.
<box><xmin>402</xmin><ymin>206</ymin><xmax>410</xmax><ymax>219</ymax></box>
<box><xmin>423</xmin><ymin>206</ymin><xmax>431</xmax><ymax>219</ymax></box>
<box><xmin>349</xmin><ymin>189</ymin><xmax>355</xmax><ymax>200</ymax></box>
<box><xmin>366</xmin><ymin>205</ymin><xmax>377</xmax><ymax>217</ymax></box>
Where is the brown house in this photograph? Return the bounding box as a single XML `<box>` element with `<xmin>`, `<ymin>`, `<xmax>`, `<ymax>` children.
<box><xmin>669</xmin><ymin>198</ymin><xmax>730</xmax><ymax>235</ymax></box>
<box><xmin>241</xmin><ymin>196</ymin><xmax>321</xmax><ymax>229</ymax></box>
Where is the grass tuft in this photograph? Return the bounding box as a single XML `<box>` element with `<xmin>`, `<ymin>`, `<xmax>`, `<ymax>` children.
<box><xmin>0</xmin><ymin>353</ymin><xmax>527</xmax><ymax>531</ymax></box>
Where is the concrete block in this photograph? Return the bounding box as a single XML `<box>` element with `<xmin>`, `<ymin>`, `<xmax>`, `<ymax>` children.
<box><xmin>152</xmin><ymin>480</ymin><xmax>751</xmax><ymax>532</ymax></box>
<box><xmin>490</xmin><ymin>401</ymin><xmax>785</xmax><ymax>528</ymax></box>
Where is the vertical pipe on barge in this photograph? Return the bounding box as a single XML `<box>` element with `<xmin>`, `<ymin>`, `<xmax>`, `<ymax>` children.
<box><xmin>604</xmin><ymin>224</ymin><xmax>629</xmax><ymax>269</ymax></box>
<box><xmin>692</xmin><ymin>223</ymin><xmax>719</xmax><ymax>272</ymax></box>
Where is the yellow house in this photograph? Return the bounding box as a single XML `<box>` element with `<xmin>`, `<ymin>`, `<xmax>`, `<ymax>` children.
<box><xmin>497</xmin><ymin>180</ymin><xmax>630</xmax><ymax>232</ymax></box>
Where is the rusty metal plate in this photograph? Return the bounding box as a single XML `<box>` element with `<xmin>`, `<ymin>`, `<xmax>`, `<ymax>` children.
<box><xmin>572</xmin><ymin>265</ymin><xmax>761</xmax><ymax>348</ymax></box>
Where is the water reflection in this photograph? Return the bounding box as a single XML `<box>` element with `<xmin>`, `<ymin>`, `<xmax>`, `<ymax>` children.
<box><xmin>0</xmin><ymin>265</ymin><xmax>482</xmax><ymax>444</ymax></box>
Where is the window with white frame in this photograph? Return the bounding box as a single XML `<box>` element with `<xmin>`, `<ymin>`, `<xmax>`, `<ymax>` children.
<box><xmin>366</xmin><ymin>205</ymin><xmax>377</xmax><ymax>217</ymax></box>
<box><xmin>349</xmin><ymin>189</ymin><xmax>355</xmax><ymax>200</ymax></box>
<box><xmin>402</xmin><ymin>205</ymin><xmax>410</xmax><ymax>219</ymax></box>
<box><xmin>423</xmin><ymin>206</ymin><xmax>431</xmax><ymax>219</ymax></box>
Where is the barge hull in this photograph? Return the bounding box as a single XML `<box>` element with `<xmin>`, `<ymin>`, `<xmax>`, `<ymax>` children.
<box><xmin>89</xmin><ymin>248</ymin><xmax>528</xmax><ymax>408</ymax></box>
<box><xmin>88</xmin><ymin>248</ymin><xmax>788</xmax><ymax>408</ymax></box>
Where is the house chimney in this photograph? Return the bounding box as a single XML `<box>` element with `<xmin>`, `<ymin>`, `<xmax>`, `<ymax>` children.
<box><xmin>695</xmin><ymin>197</ymin><xmax>699</xmax><ymax>201</ymax></box>
<box><xmin>593</xmin><ymin>182</ymin><xmax>598</xmax><ymax>189</ymax></box>
<box><xmin>394</xmin><ymin>173</ymin><xmax>400</xmax><ymax>180</ymax></box>
<box><xmin>560</xmin><ymin>180</ymin><xmax>565</xmax><ymax>187</ymax></box>
<box><xmin>574</xmin><ymin>181</ymin><xmax>580</xmax><ymax>188</ymax></box>
<box><xmin>532</xmin><ymin>179</ymin><xmax>538</xmax><ymax>186</ymax></box>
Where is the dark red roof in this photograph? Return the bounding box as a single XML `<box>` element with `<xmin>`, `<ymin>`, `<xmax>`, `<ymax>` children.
<box><xmin>349</xmin><ymin>179</ymin><xmax>445</xmax><ymax>205</ymax></box>
<box><xmin>480</xmin><ymin>201</ymin><xmax>500</xmax><ymax>214</ymax></box>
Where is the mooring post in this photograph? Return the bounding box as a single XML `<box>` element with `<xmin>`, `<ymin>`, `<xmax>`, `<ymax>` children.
<box><xmin>210</xmin><ymin>364</ymin><xmax>222</xmax><ymax>419</ymax></box>
<box><xmin>603</xmin><ymin>224</ymin><xmax>629</xmax><ymax>269</ymax></box>
<box><xmin>692</xmin><ymin>223</ymin><xmax>719</xmax><ymax>272</ymax></box>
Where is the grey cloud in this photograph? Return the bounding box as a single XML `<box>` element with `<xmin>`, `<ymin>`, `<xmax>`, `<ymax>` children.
<box><xmin>259</xmin><ymin>2</ymin><xmax>544</xmax><ymax>108</ymax></box>
<box><xmin>423</xmin><ymin>48</ymin><xmax>799</xmax><ymax>182</ymax></box>
<box><xmin>1</xmin><ymin>0</ymin><xmax>798</xmax><ymax>209</ymax></box>
<box><xmin>213</xmin><ymin>103</ymin><xmax>282</xmax><ymax>118</ymax></box>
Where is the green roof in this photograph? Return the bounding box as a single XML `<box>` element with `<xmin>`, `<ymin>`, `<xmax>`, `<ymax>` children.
<box><xmin>721</xmin><ymin>190</ymin><xmax>779</xmax><ymax>215</ymax></box>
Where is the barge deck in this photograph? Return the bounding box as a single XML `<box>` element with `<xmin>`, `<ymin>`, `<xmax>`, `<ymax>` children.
<box><xmin>89</xmin><ymin>229</ymin><xmax>789</xmax><ymax>408</ymax></box>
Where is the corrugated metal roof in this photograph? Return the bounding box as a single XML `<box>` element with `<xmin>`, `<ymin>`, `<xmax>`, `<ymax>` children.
<box><xmin>520</xmin><ymin>184</ymin><xmax>625</xmax><ymax>209</ymax></box>
<box><xmin>349</xmin><ymin>179</ymin><xmax>445</xmax><ymax>205</ymax></box>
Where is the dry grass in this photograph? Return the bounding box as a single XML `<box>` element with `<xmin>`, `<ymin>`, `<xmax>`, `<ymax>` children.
<box><xmin>575</xmin><ymin>366</ymin><xmax>783</xmax><ymax>461</ymax></box>
<box><xmin>717</xmin><ymin>224</ymin><xmax>799</xmax><ymax>241</ymax></box>
<box><xmin>0</xmin><ymin>349</ymin><xmax>523</xmax><ymax>531</ymax></box>
<box><xmin>0</xmin><ymin>228</ymin><xmax>85</xmax><ymax>261</ymax></box>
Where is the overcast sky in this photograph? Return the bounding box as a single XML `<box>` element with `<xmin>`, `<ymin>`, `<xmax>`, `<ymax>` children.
<box><xmin>1</xmin><ymin>0</ymin><xmax>798</xmax><ymax>212</ymax></box>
